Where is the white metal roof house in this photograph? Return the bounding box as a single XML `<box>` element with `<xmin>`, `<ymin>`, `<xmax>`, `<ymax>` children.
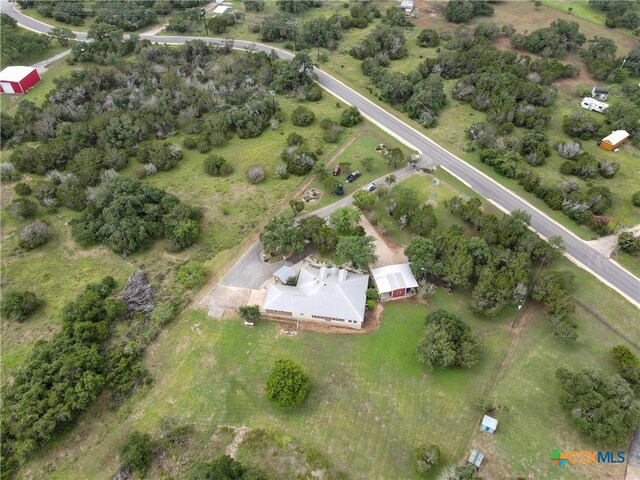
<box><xmin>481</xmin><ymin>415</ymin><xmax>498</xmax><ymax>434</ymax></box>
<box><xmin>371</xmin><ymin>263</ymin><xmax>419</xmax><ymax>301</ymax></box>
<box><xmin>273</xmin><ymin>265</ymin><xmax>296</xmax><ymax>284</ymax></box>
<box><xmin>213</xmin><ymin>5</ymin><xmax>233</xmax><ymax>14</ymax></box>
<box><xmin>262</xmin><ymin>266</ymin><xmax>368</xmax><ymax>329</ymax></box>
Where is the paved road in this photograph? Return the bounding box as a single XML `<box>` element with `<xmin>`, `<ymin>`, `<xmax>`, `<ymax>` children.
<box><xmin>5</xmin><ymin>1</ymin><xmax>639</xmax><ymax>306</ymax></box>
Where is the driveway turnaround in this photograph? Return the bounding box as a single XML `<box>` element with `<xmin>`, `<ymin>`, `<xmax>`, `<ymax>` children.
<box><xmin>4</xmin><ymin>0</ymin><xmax>638</xmax><ymax>306</ymax></box>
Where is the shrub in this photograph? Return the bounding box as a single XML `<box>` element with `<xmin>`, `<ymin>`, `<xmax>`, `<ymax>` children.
<box><xmin>13</xmin><ymin>182</ymin><xmax>31</xmax><ymax>196</ymax></box>
<box><xmin>266</xmin><ymin>358</ymin><xmax>310</xmax><ymax>408</ymax></box>
<box><xmin>415</xmin><ymin>444</ymin><xmax>441</xmax><ymax>475</ymax></box>
<box><xmin>417</xmin><ymin>29</ymin><xmax>439</xmax><ymax>47</ymax></box>
<box><xmin>340</xmin><ymin>106</ymin><xmax>362</xmax><ymax>127</ymax></box>
<box><xmin>610</xmin><ymin>345</ymin><xmax>640</xmax><ymax>385</ymax></box>
<box><xmin>1</xmin><ymin>290</ymin><xmax>41</xmax><ymax>321</ymax></box>
<box><xmin>247</xmin><ymin>164</ymin><xmax>266</xmax><ymax>184</ymax></box>
<box><xmin>204</xmin><ymin>155</ymin><xmax>233</xmax><ymax>176</ymax></box>
<box><xmin>238</xmin><ymin>304</ymin><xmax>261</xmax><ymax>323</ymax></box>
<box><xmin>119</xmin><ymin>431</ymin><xmax>153</xmax><ymax>476</ymax></box>
<box><xmin>633</xmin><ymin>191</ymin><xmax>640</xmax><ymax>207</ymax></box>
<box><xmin>183</xmin><ymin>137</ymin><xmax>197</xmax><ymax>150</ymax></box>
<box><xmin>305</xmin><ymin>84</ymin><xmax>323</xmax><ymax>101</ymax></box>
<box><xmin>556</xmin><ymin>140</ymin><xmax>582</xmax><ymax>159</ymax></box>
<box><xmin>599</xmin><ymin>159</ymin><xmax>620</xmax><ymax>178</ymax></box>
<box><xmin>618</xmin><ymin>231</ymin><xmax>640</xmax><ymax>255</ymax></box>
<box><xmin>19</xmin><ymin>220</ymin><xmax>52</xmax><ymax>250</ymax></box>
<box><xmin>291</xmin><ymin>106</ymin><xmax>315</xmax><ymax>127</ymax></box>
<box><xmin>275</xmin><ymin>164</ymin><xmax>289</xmax><ymax>179</ymax></box>
<box><xmin>0</xmin><ymin>162</ymin><xmax>20</xmax><ymax>183</ymax></box>
<box><xmin>287</xmin><ymin>132</ymin><xmax>304</xmax><ymax>146</ymax></box>
<box><xmin>177</xmin><ymin>261</ymin><xmax>207</xmax><ymax>289</ymax></box>
<box><xmin>7</xmin><ymin>197</ymin><xmax>36</xmax><ymax>220</ymax></box>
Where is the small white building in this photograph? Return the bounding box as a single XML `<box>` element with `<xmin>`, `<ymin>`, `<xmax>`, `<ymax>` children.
<box><xmin>468</xmin><ymin>449</ymin><xmax>484</xmax><ymax>468</ymax></box>
<box><xmin>399</xmin><ymin>0</ymin><xmax>414</xmax><ymax>15</ymax></box>
<box><xmin>601</xmin><ymin>130</ymin><xmax>630</xmax><ymax>151</ymax></box>
<box><xmin>592</xmin><ymin>86</ymin><xmax>610</xmax><ymax>101</ymax></box>
<box><xmin>581</xmin><ymin>97</ymin><xmax>609</xmax><ymax>113</ymax></box>
<box><xmin>213</xmin><ymin>5</ymin><xmax>233</xmax><ymax>15</ymax></box>
<box><xmin>481</xmin><ymin>415</ymin><xmax>498</xmax><ymax>434</ymax></box>
<box><xmin>371</xmin><ymin>263</ymin><xmax>418</xmax><ymax>301</ymax></box>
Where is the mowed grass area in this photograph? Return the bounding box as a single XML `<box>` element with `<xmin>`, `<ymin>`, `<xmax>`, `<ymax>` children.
<box><xmin>542</xmin><ymin>0</ymin><xmax>640</xmax><ymax>38</ymax></box>
<box><xmin>0</xmin><ymin>57</ymin><xmax>376</xmax><ymax>378</ymax></box>
<box><xmin>21</xmin><ymin>261</ymin><xmax>639</xmax><ymax>479</ymax></box>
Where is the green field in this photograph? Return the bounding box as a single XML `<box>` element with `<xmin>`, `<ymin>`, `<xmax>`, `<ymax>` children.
<box><xmin>18</xmin><ymin>257</ymin><xmax>638</xmax><ymax>479</ymax></box>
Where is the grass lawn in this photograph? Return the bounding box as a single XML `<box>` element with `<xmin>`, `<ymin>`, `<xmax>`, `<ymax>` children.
<box><xmin>541</xmin><ymin>0</ymin><xmax>640</xmax><ymax>38</ymax></box>
<box><xmin>616</xmin><ymin>251</ymin><xmax>640</xmax><ymax>279</ymax></box>
<box><xmin>19</xmin><ymin>258</ymin><xmax>638</xmax><ymax>479</ymax></box>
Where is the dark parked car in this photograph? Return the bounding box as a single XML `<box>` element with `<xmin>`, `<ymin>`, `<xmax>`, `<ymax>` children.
<box><xmin>336</xmin><ymin>182</ymin><xmax>344</xmax><ymax>196</ymax></box>
<box><xmin>345</xmin><ymin>170</ymin><xmax>361</xmax><ymax>183</ymax></box>
<box><xmin>333</xmin><ymin>165</ymin><xmax>340</xmax><ymax>176</ymax></box>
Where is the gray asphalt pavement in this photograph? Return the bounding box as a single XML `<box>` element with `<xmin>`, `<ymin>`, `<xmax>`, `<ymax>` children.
<box><xmin>4</xmin><ymin>1</ymin><xmax>638</xmax><ymax>306</ymax></box>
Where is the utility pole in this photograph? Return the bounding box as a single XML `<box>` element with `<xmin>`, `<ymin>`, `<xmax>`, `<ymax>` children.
<box><xmin>201</xmin><ymin>7</ymin><xmax>208</xmax><ymax>36</ymax></box>
<box><xmin>511</xmin><ymin>249</ymin><xmax>549</xmax><ymax>328</ymax></box>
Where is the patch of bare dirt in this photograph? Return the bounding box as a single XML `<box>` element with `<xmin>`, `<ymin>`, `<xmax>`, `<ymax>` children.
<box><xmin>226</xmin><ymin>426</ymin><xmax>251</xmax><ymax>459</ymax></box>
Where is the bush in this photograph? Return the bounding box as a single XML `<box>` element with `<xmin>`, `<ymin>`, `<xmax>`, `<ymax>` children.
<box><xmin>266</xmin><ymin>358</ymin><xmax>310</xmax><ymax>409</ymax></box>
<box><xmin>417</xmin><ymin>29</ymin><xmax>439</xmax><ymax>47</ymax></box>
<box><xmin>238</xmin><ymin>304</ymin><xmax>261</xmax><ymax>323</ymax></box>
<box><xmin>291</xmin><ymin>106</ymin><xmax>315</xmax><ymax>126</ymax></box>
<box><xmin>415</xmin><ymin>309</ymin><xmax>480</xmax><ymax>369</ymax></box>
<box><xmin>305</xmin><ymin>84</ymin><xmax>323</xmax><ymax>101</ymax></box>
<box><xmin>13</xmin><ymin>182</ymin><xmax>31</xmax><ymax>196</ymax></box>
<box><xmin>275</xmin><ymin>164</ymin><xmax>289</xmax><ymax>179</ymax></box>
<box><xmin>183</xmin><ymin>137</ymin><xmax>197</xmax><ymax>150</ymax></box>
<box><xmin>599</xmin><ymin>159</ymin><xmax>619</xmax><ymax>178</ymax></box>
<box><xmin>1</xmin><ymin>290</ymin><xmax>41</xmax><ymax>321</ymax></box>
<box><xmin>556</xmin><ymin>140</ymin><xmax>582</xmax><ymax>159</ymax></box>
<box><xmin>618</xmin><ymin>231</ymin><xmax>640</xmax><ymax>255</ymax></box>
<box><xmin>7</xmin><ymin>197</ymin><xmax>36</xmax><ymax>220</ymax></box>
<box><xmin>340</xmin><ymin>106</ymin><xmax>362</xmax><ymax>127</ymax></box>
<box><xmin>119</xmin><ymin>431</ymin><xmax>153</xmax><ymax>476</ymax></box>
<box><xmin>632</xmin><ymin>191</ymin><xmax>640</xmax><ymax>207</ymax></box>
<box><xmin>0</xmin><ymin>162</ymin><xmax>20</xmax><ymax>183</ymax></box>
<box><xmin>247</xmin><ymin>164</ymin><xmax>266</xmax><ymax>184</ymax></box>
<box><xmin>610</xmin><ymin>345</ymin><xmax>640</xmax><ymax>385</ymax></box>
<box><xmin>19</xmin><ymin>219</ymin><xmax>52</xmax><ymax>250</ymax></box>
<box><xmin>177</xmin><ymin>261</ymin><xmax>207</xmax><ymax>289</ymax></box>
<box><xmin>415</xmin><ymin>444</ymin><xmax>440</xmax><ymax>475</ymax></box>
<box><xmin>204</xmin><ymin>155</ymin><xmax>233</xmax><ymax>176</ymax></box>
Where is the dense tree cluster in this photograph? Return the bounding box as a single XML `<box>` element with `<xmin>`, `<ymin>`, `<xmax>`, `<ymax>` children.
<box><xmin>350</xmin><ymin>24</ymin><xmax>408</xmax><ymax>60</ymax></box>
<box><xmin>266</xmin><ymin>358</ymin><xmax>310</xmax><ymax>409</ymax></box>
<box><xmin>443</xmin><ymin>0</ymin><xmax>493</xmax><ymax>24</ymax></box>
<box><xmin>511</xmin><ymin>20</ymin><xmax>586</xmax><ymax>58</ymax></box>
<box><xmin>415</xmin><ymin>310</ymin><xmax>480</xmax><ymax>370</ymax></box>
<box><xmin>0</xmin><ymin>278</ymin><xmax>135</xmax><ymax>476</ymax></box>
<box><xmin>589</xmin><ymin>0</ymin><xmax>640</xmax><ymax>31</ymax></box>
<box><xmin>72</xmin><ymin>176</ymin><xmax>201</xmax><ymax>254</ymax></box>
<box><xmin>556</xmin><ymin>367</ymin><xmax>640</xmax><ymax>443</ymax></box>
<box><xmin>618</xmin><ymin>231</ymin><xmax>640</xmax><ymax>256</ymax></box>
<box><xmin>0</xmin><ymin>13</ymin><xmax>50</xmax><ymax>65</ymax></box>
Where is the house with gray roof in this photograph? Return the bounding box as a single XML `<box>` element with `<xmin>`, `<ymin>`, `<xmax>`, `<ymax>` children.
<box><xmin>262</xmin><ymin>266</ymin><xmax>368</xmax><ymax>329</ymax></box>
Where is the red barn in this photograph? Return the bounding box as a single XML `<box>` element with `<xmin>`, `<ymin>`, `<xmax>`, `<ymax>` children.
<box><xmin>0</xmin><ymin>66</ymin><xmax>41</xmax><ymax>94</ymax></box>
<box><xmin>371</xmin><ymin>263</ymin><xmax>419</xmax><ymax>302</ymax></box>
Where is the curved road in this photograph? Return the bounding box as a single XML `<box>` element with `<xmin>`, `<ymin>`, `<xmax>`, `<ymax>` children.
<box><xmin>4</xmin><ymin>2</ymin><xmax>639</xmax><ymax>307</ymax></box>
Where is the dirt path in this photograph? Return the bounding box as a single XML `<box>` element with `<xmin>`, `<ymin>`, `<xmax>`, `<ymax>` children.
<box><xmin>226</xmin><ymin>426</ymin><xmax>251</xmax><ymax>459</ymax></box>
<box><xmin>586</xmin><ymin>224</ymin><xmax>640</xmax><ymax>258</ymax></box>
<box><xmin>360</xmin><ymin>214</ymin><xmax>406</xmax><ymax>268</ymax></box>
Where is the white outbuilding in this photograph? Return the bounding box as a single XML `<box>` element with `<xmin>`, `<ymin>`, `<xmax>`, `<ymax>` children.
<box><xmin>371</xmin><ymin>263</ymin><xmax>418</xmax><ymax>301</ymax></box>
<box><xmin>481</xmin><ymin>415</ymin><xmax>498</xmax><ymax>434</ymax></box>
